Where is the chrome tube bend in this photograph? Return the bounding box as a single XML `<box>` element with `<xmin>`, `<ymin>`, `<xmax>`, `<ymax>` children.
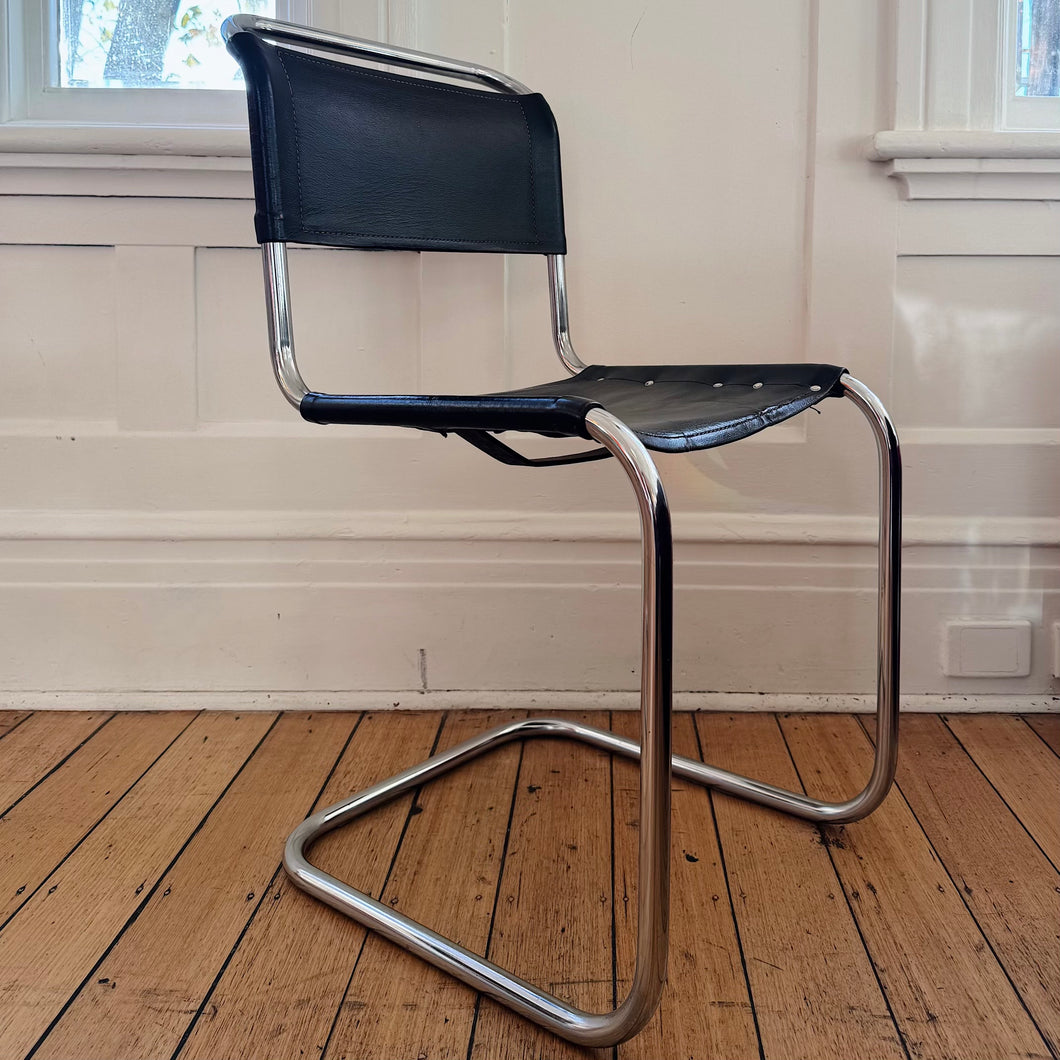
<box><xmin>280</xmin><ymin>380</ymin><xmax>900</xmax><ymax>1046</ymax></box>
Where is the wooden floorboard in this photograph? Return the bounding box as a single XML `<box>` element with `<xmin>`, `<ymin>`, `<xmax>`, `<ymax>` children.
<box><xmin>613</xmin><ymin>712</ymin><xmax>759</xmax><ymax>1060</ymax></box>
<box><xmin>35</xmin><ymin>712</ymin><xmax>355</xmax><ymax>1060</ymax></box>
<box><xmin>698</xmin><ymin>713</ymin><xmax>904</xmax><ymax>1060</ymax></box>
<box><xmin>1024</xmin><ymin>714</ymin><xmax>1060</xmax><ymax>758</ymax></box>
<box><xmin>866</xmin><ymin>714</ymin><xmax>1060</xmax><ymax>1056</ymax></box>
<box><xmin>944</xmin><ymin>714</ymin><xmax>1060</xmax><ymax>870</ymax></box>
<box><xmin>0</xmin><ymin>712</ymin><xmax>192</xmax><ymax>927</ymax></box>
<box><xmin>325</xmin><ymin>710</ymin><xmax>526</xmax><ymax>1060</ymax></box>
<box><xmin>177</xmin><ymin>711</ymin><xmax>440</xmax><ymax>1060</ymax></box>
<box><xmin>469</xmin><ymin>711</ymin><xmax>613</xmax><ymax>1060</ymax></box>
<box><xmin>0</xmin><ymin>711</ymin><xmax>32</xmax><ymax>741</ymax></box>
<box><xmin>0</xmin><ymin>711</ymin><xmax>275</xmax><ymax>1060</ymax></box>
<box><xmin>0</xmin><ymin>711</ymin><xmax>112</xmax><ymax>814</ymax></box>
<box><xmin>781</xmin><ymin>714</ymin><xmax>1053</xmax><ymax>1060</ymax></box>
<box><xmin>2</xmin><ymin>709</ymin><xmax>1056</xmax><ymax>1060</ymax></box>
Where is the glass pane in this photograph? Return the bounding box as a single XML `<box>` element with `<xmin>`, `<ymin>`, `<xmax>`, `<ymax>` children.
<box><xmin>1015</xmin><ymin>0</ymin><xmax>1060</xmax><ymax>97</ymax></box>
<box><xmin>57</xmin><ymin>0</ymin><xmax>274</xmax><ymax>89</ymax></box>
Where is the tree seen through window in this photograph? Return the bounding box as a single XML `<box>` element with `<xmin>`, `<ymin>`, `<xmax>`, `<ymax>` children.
<box><xmin>58</xmin><ymin>0</ymin><xmax>273</xmax><ymax>88</ymax></box>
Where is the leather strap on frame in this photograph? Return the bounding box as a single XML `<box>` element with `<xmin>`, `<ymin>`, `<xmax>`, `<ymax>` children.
<box><xmin>454</xmin><ymin>430</ymin><xmax>612</xmax><ymax>468</ymax></box>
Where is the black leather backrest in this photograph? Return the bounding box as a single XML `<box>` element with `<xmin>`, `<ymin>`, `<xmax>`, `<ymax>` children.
<box><xmin>227</xmin><ymin>30</ymin><xmax>566</xmax><ymax>254</ymax></box>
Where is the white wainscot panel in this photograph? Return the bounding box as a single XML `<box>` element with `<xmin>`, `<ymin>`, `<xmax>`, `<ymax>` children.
<box><xmin>506</xmin><ymin>0</ymin><xmax>808</xmax><ymax>387</ymax></box>
<box><xmin>894</xmin><ymin>256</ymin><xmax>1060</xmax><ymax>431</ymax></box>
<box><xmin>1</xmin><ymin>538</ymin><xmax>1056</xmax><ymax>704</ymax></box>
<box><xmin>2</xmin><ymin>245</ymin><xmax>118</xmax><ymax>422</ymax></box>
<box><xmin>196</xmin><ymin>245</ymin><xmax>423</xmax><ymax>422</ymax></box>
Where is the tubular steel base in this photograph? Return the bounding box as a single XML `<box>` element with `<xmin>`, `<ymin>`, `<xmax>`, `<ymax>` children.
<box><xmin>284</xmin><ymin>711</ymin><xmax>896</xmax><ymax>1047</ymax></box>
<box><xmin>283</xmin><ymin>374</ymin><xmax>901</xmax><ymax>1049</ymax></box>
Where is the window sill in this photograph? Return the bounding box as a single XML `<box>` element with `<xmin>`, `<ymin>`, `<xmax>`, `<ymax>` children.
<box><xmin>869</xmin><ymin>131</ymin><xmax>1060</xmax><ymax>200</ymax></box>
<box><xmin>0</xmin><ymin>120</ymin><xmax>251</xmax><ymax>155</ymax></box>
<box><xmin>0</xmin><ymin>122</ymin><xmax>253</xmax><ymax>197</ymax></box>
<box><xmin>870</xmin><ymin>130</ymin><xmax>1060</xmax><ymax>161</ymax></box>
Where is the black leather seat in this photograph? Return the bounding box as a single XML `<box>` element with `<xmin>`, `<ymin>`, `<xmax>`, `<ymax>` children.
<box><xmin>300</xmin><ymin>362</ymin><xmax>847</xmax><ymax>455</ymax></box>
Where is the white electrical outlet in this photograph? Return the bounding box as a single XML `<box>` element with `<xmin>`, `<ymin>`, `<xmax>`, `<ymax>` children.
<box><xmin>943</xmin><ymin>619</ymin><xmax>1032</xmax><ymax>678</ymax></box>
<box><xmin>1052</xmin><ymin>622</ymin><xmax>1060</xmax><ymax>679</ymax></box>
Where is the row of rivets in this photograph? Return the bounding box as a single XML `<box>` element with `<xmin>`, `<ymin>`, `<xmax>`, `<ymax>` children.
<box><xmin>598</xmin><ymin>377</ymin><xmax>825</xmax><ymax>392</ymax></box>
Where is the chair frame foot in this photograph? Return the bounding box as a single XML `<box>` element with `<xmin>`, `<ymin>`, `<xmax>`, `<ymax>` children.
<box><xmin>283</xmin><ymin>375</ymin><xmax>901</xmax><ymax>1048</ymax></box>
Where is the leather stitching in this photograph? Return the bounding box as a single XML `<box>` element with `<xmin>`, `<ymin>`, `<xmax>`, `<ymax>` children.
<box><xmin>514</xmin><ymin>96</ymin><xmax>538</xmax><ymax>239</ymax></box>
<box><xmin>276</xmin><ymin>48</ymin><xmax>544</xmax><ymax>246</ymax></box>
<box><xmin>274</xmin><ymin>49</ymin><xmax>305</xmax><ymax>233</ymax></box>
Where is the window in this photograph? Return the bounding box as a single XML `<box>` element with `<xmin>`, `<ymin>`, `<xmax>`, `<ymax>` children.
<box><xmin>1006</xmin><ymin>0</ymin><xmax>1060</xmax><ymax>128</ymax></box>
<box><xmin>58</xmin><ymin>0</ymin><xmax>273</xmax><ymax>91</ymax></box>
<box><xmin>873</xmin><ymin>0</ymin><xmax>1060</xmax><ymax>166</ymax></box>
<box><xmin>1</xmin><ymin>0</ymin><xmax>309</xmax><ymax>132</ymax></box>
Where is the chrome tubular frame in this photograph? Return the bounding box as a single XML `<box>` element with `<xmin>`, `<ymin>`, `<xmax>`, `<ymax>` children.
<box><xmin>283</xmin><ymin>375</ymin><xmax>901</xmax><ymax>1046</ymax></box>
<box><xmin>236</xmin><ymin>15</ymin><xmax>902</xmax><ymax>1045</ymax></box>
<box><xmin>262</xmin><ymin>246</ymin><xmax>587</xmax><ymax>399</ymax></box>
<box><xmin>262</xmin><ymin>243</ymin><xmax>308</xmax><ymax>408</ymax></box>
<box><xmin>286</xmin><ymin>408</ymin><xmax>673</xmax><ymax>1046</ymax></box>
<box><xmin>547</xmin><ymin>255</ymin><xmax>587</xmax><ymax>374</ymax></box>
<box><xmin>221</xmin><ymin>14</ymin><xmax>531</xmax><ymax>94</ymax></box>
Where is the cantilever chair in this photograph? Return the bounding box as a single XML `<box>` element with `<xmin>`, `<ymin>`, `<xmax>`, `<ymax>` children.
<box><xmin>224</xmin><ymin>14</ymin><xmax>902</xmax><ymax>1048</ymax></box>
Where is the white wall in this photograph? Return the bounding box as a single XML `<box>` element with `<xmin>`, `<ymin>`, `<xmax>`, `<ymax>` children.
<box><xmin>1</xmin><ymin>0</ymin><xmax>1057</xmax><ymax>710</ymax></box>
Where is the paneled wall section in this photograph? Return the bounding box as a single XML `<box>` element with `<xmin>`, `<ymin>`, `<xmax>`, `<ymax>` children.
<box><xmin>0</xmin><ymin>0</ymin><xmax>1056</xmax><ymax>708</ymax></box>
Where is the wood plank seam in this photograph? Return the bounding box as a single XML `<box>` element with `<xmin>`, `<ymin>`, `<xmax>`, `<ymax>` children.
<box><xmin>316</xmin><ymin>713</ymin><xmax>449</xmax><ymax>1060</ymax></box>
<box><xmin>1</xmin><ymin>713</ymin><xmax>115</xmax><ymax>818</ymax></box>
<box><xmin>940</xmin><ymin>716</ymin><xmax>1060</xmax><ymax>876</ymax></box>
<box><xmin>0</xmin><ymin>711</ymin><xmax>199</xmax><ymax>935</ymax></box>
<box><xmin>0</xmin><ymin>712</ymin><xmax>33</xmax><ymax>744</ymax></box>
<box><xmin>22</xmin><ymin>713</ymin><xmax>282</xmax><ymax>1060</ymax></box>
<box><xmin>882</xmin><ymin>715</ymin><xmax>1058</xmax><ymax>1058</ymax></box>
<box><xmin>614</xmin><ymin>712</ymin><xmax>757</xmax><ymax>1060</ymax></box>
<box><xmin>169</xmin><ymin>711</ymin><xmax>366</xmax><ymax>1060</ymax></box>
<box><xmin>773</xmin><ymin>715</ymin><xmax>913</xmax><ymax>1060</ymax></box>
<box><xmin>10</xmin><ymin>711</ymin><xmax>1057</xmax><ymax>1060</ymax></box>
<box><xmin>463</xmin><ymin>739</ymin><xmax>527</xmax><ymax>1060</ymax></box>
<box><xmin>170</xmin><ymin>711</ymin><xmax>442</xmax><ymax>1060</ymax></box>
<box><xmin>313</xmin><ymin>710</ymin><xmax>526</xmax><ymax>1060</ymax></box>
<box><xmin>1022</xmin><ymin>716</ymin><xmax>1060</xmax><ymax>760</ymax></box>
<box><xmin>464</xmin><ymin>741</ymin><xmax>530</xmax><ymax>1060</ymax></box>
<box><xmin>609</xmin><ymin>730</ymin><xmax>618</xmax><ymax>1028</ymax></box>
<box><xmin>465</xmin><ymin>711</ymin><xmax>615</xmax><ymax>1060</ymax></box>
<box><xmin>857</xmin><ymin>715</ymin><xmax>1060</xmax><ymax>1060</ymax></box>
<box><xmin>691</xmin><ymin>714</ymin><xmax>768</xmax><ymax>1060</ymax></box>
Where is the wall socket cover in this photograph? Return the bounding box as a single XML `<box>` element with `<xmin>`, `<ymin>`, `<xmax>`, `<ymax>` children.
<box><xmin>943</xmin><ymin>619</ymin><xmax>1032</xmax><ymax>678</ymax></box>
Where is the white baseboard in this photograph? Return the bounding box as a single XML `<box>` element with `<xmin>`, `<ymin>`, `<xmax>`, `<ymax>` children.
<box><xmin>1</xmin><ymin>511</ymin><xmax>1056</xmax><ymax>702</ymax></box>
<box><xmin>1</xmin><ymin>508</ymin><xmax>1057</xmax><ymax>546</ymax></box>
<box><xmin>7</xmin><ymin>689</ymin><xmax>1057</xmax><ymax>713</ymax></box>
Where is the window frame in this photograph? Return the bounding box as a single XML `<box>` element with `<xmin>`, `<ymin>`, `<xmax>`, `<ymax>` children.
<box><xmin>872</xmin><ymin>0</ymin><xmax>1060</xmax><ymax>181</ymax></box>
<box><xmin>0</xmin><ymin>0</ymin><xmax>325</xmax><ymax>147</ymax></box>
<box><xmin>1002</xmin><ymin>0</ymin><xmax>1060</xmax><ymax>130</ymax></box>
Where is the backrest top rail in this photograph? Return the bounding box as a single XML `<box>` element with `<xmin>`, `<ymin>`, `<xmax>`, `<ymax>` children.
<box><xmin>221</xmin><ymin>13</ymin><xmax>532</xmax><ymax>95</ymax></box>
